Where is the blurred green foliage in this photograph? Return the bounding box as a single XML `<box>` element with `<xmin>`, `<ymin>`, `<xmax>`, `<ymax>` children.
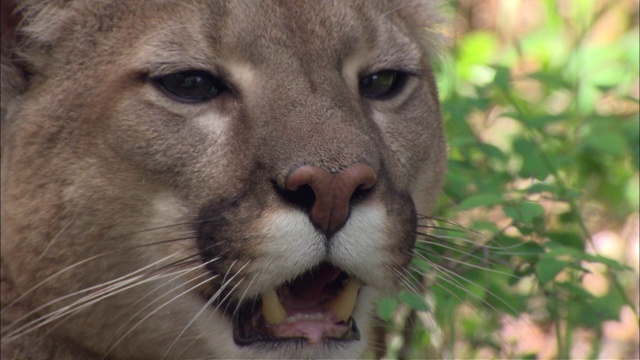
<box><xmin>376</xmin><ymin>1</ymin><xmax>639</xmax><ymax>359</ymax></box>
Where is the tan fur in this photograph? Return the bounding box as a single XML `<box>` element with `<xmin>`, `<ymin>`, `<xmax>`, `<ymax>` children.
<box><xmin>1</xmin><ymin>0</ymin><xmax>447</xmax><ymax>358</ymax></box>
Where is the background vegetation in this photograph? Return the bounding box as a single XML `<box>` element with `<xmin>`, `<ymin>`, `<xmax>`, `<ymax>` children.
<box><xmin>374</xmin><ymin>1</ymin><xmax>639</xmax><ymax>358</ymax></box>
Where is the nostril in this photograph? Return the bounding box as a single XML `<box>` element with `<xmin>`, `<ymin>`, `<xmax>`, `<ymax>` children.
<box><xmin>275</xmin><ymin>182</ymin><xmax>316</xmax><ymax>213</ymax></box>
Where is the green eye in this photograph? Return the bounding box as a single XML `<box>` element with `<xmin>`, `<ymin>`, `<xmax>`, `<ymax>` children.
<box><xmin>359</xmin><ymin>70</ymin><xmax>407</xmax><ymax>99</ymax></box>
<box><xmin>154</xmin><ymin>70</ymin><xmax>226</xmax><ymax>102</ymax></box>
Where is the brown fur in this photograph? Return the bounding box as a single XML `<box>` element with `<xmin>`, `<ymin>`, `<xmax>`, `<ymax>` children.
<box><xmin>1</xmin><ymin>0</ymin><xmax>447</xmax><ymax>358</ymax></box>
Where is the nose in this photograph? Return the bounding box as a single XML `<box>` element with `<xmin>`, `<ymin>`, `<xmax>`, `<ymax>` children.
<box><xmin>285</xmin><ymin>163</ymin><xmax>377</xmax><ymax>236</ymax></box>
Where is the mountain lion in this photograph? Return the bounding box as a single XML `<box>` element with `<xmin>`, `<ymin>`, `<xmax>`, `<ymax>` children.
<box><xmin>1</xmin><ymin>0</ymin><xmax>446</xmax><ymax>358</ymax></box>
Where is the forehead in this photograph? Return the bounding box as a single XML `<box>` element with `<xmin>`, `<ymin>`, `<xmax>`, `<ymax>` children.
<box><xmin>222</xmin><ymin>1</ymin><xmax>362</xmax><ymax>59</ymax></box>
<box><xmin>131</xmin><ymin>0</ymin><xmax>419</xmax><ymax>71</ymax></box>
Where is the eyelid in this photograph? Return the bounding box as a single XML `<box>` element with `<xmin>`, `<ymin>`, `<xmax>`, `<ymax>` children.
<box><xmin>148</xmin><ymin>68</ymin><xmax>215</xmax><ymax>80</ymax></box>
<box><xmin>362</xmin><ymin>64</ymin><xmax>421</xmax><ymax>78</ymax></box>
<box><xmin>151</xmin><ymin>70</ymin><xmax>227</xmax><ymax>103</ymax></box>
<box><xmin>144</xmin><ymin>59</ymin><xmax>215</xmax><ymax>77</ymax></box>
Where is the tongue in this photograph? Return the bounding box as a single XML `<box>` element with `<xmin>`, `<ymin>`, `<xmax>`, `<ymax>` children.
<box><xmin>279</xmin><ymin>263</ymin><xmax>341</xmax><ymax>310</ymax></box>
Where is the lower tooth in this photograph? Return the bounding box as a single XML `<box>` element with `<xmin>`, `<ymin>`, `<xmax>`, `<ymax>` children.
<box><xmin>284</xmin><ymin>313</ymin><xmax>325</xmax><ymax>323</ymax></box>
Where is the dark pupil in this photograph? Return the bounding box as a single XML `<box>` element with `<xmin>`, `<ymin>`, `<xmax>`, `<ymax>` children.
<box><xmin>160</xmin><ymin>71</ymin><xmax>218</xmax><ymax>100</ymax></box>
<box><xmin>360</xmin><ymin>71</ymin><xmax>397</xmax><ymax>98</ymax></box>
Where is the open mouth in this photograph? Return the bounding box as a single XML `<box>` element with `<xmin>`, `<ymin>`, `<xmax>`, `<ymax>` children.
<box><xmin>231</xmin><ymin>262</ymin><xmax>362</xmax><ymax>346</ymax></box>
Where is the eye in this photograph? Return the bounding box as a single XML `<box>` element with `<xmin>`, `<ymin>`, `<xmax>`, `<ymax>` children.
<box><xmin>359</xmin><ymin>70</ymin><xmax>407</xmax><ymax>100</ymax></box>
<box><xmin>153</xmin><ymin>70</ymin><xmax>226</xmax><ymax>102</ymax></box>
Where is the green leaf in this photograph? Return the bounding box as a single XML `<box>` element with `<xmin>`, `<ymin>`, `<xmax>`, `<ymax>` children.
<box><xmin>527</xmin><ymin>71</ymin><xmax>573</xmax><ymax>89</ymax></box>
<box><xmin>492</xmin><ymin>65</ymin><xmax>512</xmax><ymax>91</ymax></box>
<box><xmin>527</xmin><ymin>114</ymin><xmax>567</xmax><ymax>129</ymax></box>
<box><xmin>583</xmin><ymin>254</ymin><xmax>633</xmax><ymax>271</ymax></box>
<box><xmin>375</xmin><ymin>297</ymin><xmax>397</xmax><ymax>321</ymax></box>
<box><xmin>398</xmin><ymin>291</ymin><xmax>429</xmax><ymax>312</ymax></box>
<box><xmin>536</xmin><ymin>254</ymin><xmax>570</xmax><ymax>283</ymax></box>
<box><xmin>513</xmin><ymin>137</ymin><xmax>536</xmax><ymax>154</ymax></box>
<box><xmin>513</xmin><ymin>241</ymin><xmax>545</xmax><ymax>262</ymax></box>
<box><xmin>525</xmin><ymin>183</ymin><xmax>558</xmax><ymax>194</ymax></box>
<box><xmin>588</xmin><ymin>291</ymin><xmax>627</xmax><ymax>324</ymax></box>
<box><xmin>547</xmin><ymin>231</ymin><xmax>584</xmax><ymax>251</ymax></box>
<box><xmin>449</xmin><ymin>135</ymin><xmax>479</xmax><ymax>148</ymax></box>
<box><xmin>477</xmin><ymin>143</ymin><xmax>508</xmax><ymax>161</ymax></box>
<box><xmin>520</xmin><ymin>152</ymin><xmax>550</xmax><ymax>180</ymax></box>
<box><xmin>583</xmin><ymin>131</ymin><xmax>627</xmax><ymax>156</ymax></box>
<box><xmin>458</xmin><ymin>194</ymin><xmax>504</xmax><ymax>210</ymax></box>
<box><xmin>511</xmin><ymin>265</ymin><xmax>535</xmax><ymax>285</ymax></box>
<box><xmin>503</xmin><ymin>202</ymin><xmax>545</xmax><ymax>223</ymax></box>
<box><xmin>544</xmin><ymin>245</ymin><xmax>583</xmax><ymax>258</ymax></box>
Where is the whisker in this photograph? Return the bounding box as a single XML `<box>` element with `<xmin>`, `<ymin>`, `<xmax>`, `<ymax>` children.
<box><xmin>232</xmin><ymin>260</ymin><xmax>271</xmax><ymax>318</ymax></box>
<box><xmin>414</xmin><ymin>252</ymin><xmax>521</xmax><ymax>320</ymax></box>
<box><xmin>417</xmin><ymin>214</ymin><xmax>480</xmax><ymax>232</ymax></box>
<box><xmin>39</xmin><ymin>218</ymin><xmax>74</xmax><ymax>259</ymax></box>
<box><xmin>163</xmin><ymin>261</ymin><xmax>248</xmax><ymax>358</ymax></box>
<box><xmin>419</xmin><ymin>232</ymin><xmax>538</xmax><ymax>254</ymax></box>
<box><xmin>105</xmin><ymin>221</ymin><xmax>199</xmax><ymax>239</ymax></box>
<box><xmin>104</xmin><ymin>256</ymin><xmax>222</xmax><ymax>345</ymax></box>
<box><xmin>393</xmin><ymin>266</ymin><xmax>425</xmax><ymax>298</ymax></box>
<box><xmin>415</xmin><ymin>243</ymin><xmax>520</xmax><ymax>279</ymax></box>
<box><xmin>100</xmin><ymin>273</ymin><xmax>220</xmax><ymax>360</ymax></box>
<box><xmin>2</xmin><ymin>235</ymin><xmax>202</xmax><ymax>318</ymax></box>
<box><xmin>5</xmin><ymin>269</ymin><xmax>185</xmax><ymax>343</ymax></box>
<box><xmin>2</xmin><ymin>250</ymin><xmax>190</xmax><ymax>337</ymax></box>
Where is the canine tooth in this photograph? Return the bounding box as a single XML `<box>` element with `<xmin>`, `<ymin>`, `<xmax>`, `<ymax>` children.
<box><xmin>323</xmin><ymin>278</ymin><xmax>360</xmax><ymax>322</ymax></box>
<box><xmin>262</xmin><ymin>290</ymin><xmax>287</xmax><ymax>325</ymax></box>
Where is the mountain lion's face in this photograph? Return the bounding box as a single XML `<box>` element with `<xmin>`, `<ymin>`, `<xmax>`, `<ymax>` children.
<box><xmin>1</xmin><ymin>0</ymin><xmax>446</xmax><ymax>358</ymax></box>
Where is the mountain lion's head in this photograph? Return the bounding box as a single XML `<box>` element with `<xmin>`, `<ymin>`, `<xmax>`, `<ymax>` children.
<box><xmin>1</xmin><ymin>0</ymin><xmax>446</xmax><ymax>358</ymax></box>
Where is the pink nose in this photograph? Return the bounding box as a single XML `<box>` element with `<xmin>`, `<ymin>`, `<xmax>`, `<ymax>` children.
<box><xmin>286</xmin><ymin>163</ymin><xmax>377</xmax><ymax>236</ymax></box>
